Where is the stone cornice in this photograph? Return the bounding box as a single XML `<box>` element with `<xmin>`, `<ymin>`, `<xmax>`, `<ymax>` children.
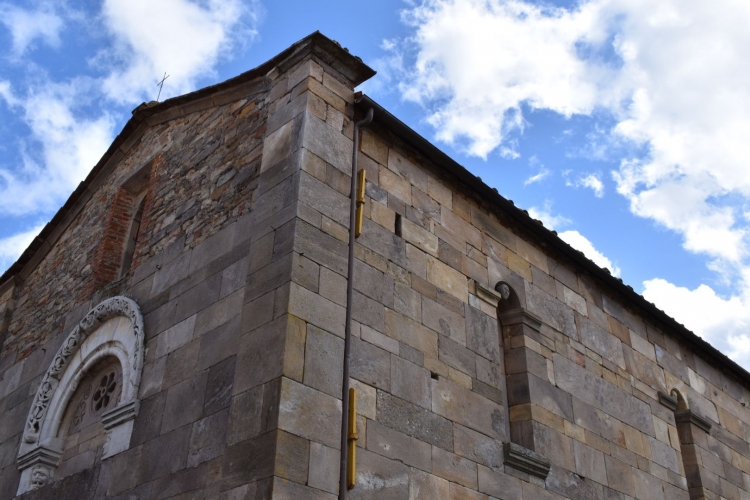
<box><xmin>504</xmin><ymin>442</ymin><xmax>550</xmax><ymax>479</ymax></box>
<box><xmin>657</xmin><ymin>391</ymin><xmax>678</xmax><ymax>411</ymax></box>
<box><xmin>675</xmin><ymin>409</ymin><xmax>712</xmax><ymax>433</ymax></box>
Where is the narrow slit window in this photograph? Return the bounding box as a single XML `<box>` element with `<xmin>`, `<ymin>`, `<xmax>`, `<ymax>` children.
<box><xmin>120</xmin><ymin>196</ymin><xmax>145</xmax><ymax>277</ymax></box>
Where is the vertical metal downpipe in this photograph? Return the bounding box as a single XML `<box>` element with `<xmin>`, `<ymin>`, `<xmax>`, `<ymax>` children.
<box><xmin>339</xmin><ymin>107</ymin><xmax>374</xmax><ymax>499</ymax></box>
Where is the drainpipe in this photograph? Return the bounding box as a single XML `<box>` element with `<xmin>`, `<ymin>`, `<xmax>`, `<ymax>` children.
<box><xmin>339</xmin><ymin>106</ymin><xmax>374</xmax><ymax>499</ymax></box>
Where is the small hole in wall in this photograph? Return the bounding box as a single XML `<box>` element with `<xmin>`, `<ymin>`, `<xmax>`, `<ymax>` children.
<box><xmin>430</xmin><ymin>372</ymin><xmax>439</xmax><ymax>380</ymax></box>
<box><xmin>395</xmin><ymin>213</ymin><xmax>402</xmax><ymax>237</ymax></box>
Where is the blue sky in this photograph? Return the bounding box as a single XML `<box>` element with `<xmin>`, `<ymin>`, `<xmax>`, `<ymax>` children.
<box><xmin>2</xmin><ymin>0</ymin><xmax>750</xmax><ymax>367</ymax></box>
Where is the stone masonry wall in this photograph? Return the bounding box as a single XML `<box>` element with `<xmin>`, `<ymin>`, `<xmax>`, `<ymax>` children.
<box><xmin>269</xmin><ymin>58</ymin><xmax>750</xmax><ymax>500</ymax></box>
<box><xmin>0</xmin><ymin>41</ymin><xmax>350</xmax><ymax>498</ymax></box>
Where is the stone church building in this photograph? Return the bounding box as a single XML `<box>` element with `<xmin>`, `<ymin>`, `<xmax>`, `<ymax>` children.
<box><xmin>1</xmin><ymin>32</ymin><xmax>749</xmax><ymax>500</ymax></box>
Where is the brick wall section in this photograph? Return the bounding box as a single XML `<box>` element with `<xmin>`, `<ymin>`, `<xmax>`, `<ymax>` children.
<box><xmin>0</xmin><ymin>78</ymin><xmax>268</xmax><ymax>363</ymax></box>
<box><xmin>88</xmin><ymin>187</ymin><xmax>136</xmax><ymax>292</ymax></box>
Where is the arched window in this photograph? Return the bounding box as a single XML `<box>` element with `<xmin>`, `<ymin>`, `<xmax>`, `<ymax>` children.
<box><xmin>660</xmin><ymin>388</ymin><xmax>714</xmax><ymax>499</ymax></box>
<box><xmin>16</xmin><ymin>296</ymin><xmax>144</xmax><ymax>495</ymax></box>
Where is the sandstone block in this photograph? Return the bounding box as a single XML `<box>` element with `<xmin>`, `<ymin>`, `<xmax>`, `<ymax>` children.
<box><xmin>554</xmin><ymin>353</ymin><xmax>654</xmax><ymax>436</ymax></box>
<box><xmin>275</xmin><ymin>430</ymin><xmax>310</xmax><ymax>484</ymax></box>
<box><xmin>289</xmin><ymin>282</ymin><xmax>346</xmax><ymax>337</ymax></box>
<box><xmin>385</xmin><ymin>309</ymin><xmax>438</xmax><ymax>359</ymax></box>
<box><xmin>426</xmin><ymin>255</ymin><xmax>469</xmax><ymax>304</ymax></box>
<box><xmin>431</xmin><ymin>378</ymin><xmax>504</xmax><ymax>440</ymax></box>
<box><xmin>352</xmin><ymin>336</ymin><xmax>391</xmax><ymax>390</ymax></box>
<box><xmin>431</xmin><ymin>446</ymin><xmax>478</xmax><ymax>489</ymax></box>
<box><xmin>573</xmin><ymin>440</ymin><xmax>607</xmax><ymax>484</ymax></box>
<box><xmin>367</xmin><ymin>420</ymin><xmax>432</xmax><ymax>471</ymax></box>
<box><xmin>578</xmin><ymin>315</ymin><xmax>625</xmax><ymax>369</ymax></box>
<box><xmin>423</xmin><ymin>296</ymin><xmax>466</xmax><ymax>345</ymax></box>
<box><xmin>187</xmin><ymin>408</ymin><xmax>229</xmax><ymax>467</ymax></box>
<box><xmin>377</xmin><ymin>391</ymin><xmax>453</xmax><ymax>451</ymax></box>
<box><xmin>477</xmin><ymin>464</ymin><xmax>523</xmax><ymax>499</ymax></box>
<box><xmin>391</xmin><ymin>355</ymin><xmax>431</xmax><ymax>409</ymax></box>
<box><xmin>278</xmin><ymin>378</ymin><xmax>342</xmax><ymax>449</ymax></box>
<box><xmin>162</xmin><ymin>370</ymin><xmax>209</xmax><ymax>434</ymax></box>
<box><xmin>308</xmin><ymin>441</ymin><xmax>340</xmax><ymax>495</ymax></box>
<box><xmin>454</xmin><ymin>424</ymin><xmax>503</xmax><ymax>471</ymax></box>
<box><xmin>409</xmin><ymin>469</ymin><xmax>450</xmax><ymax>500</ymax></box>
<box><xmin>304</xmin><ymin>325</ymin><xmax>345</xmax><ymax>397</ymax></box>
<box><xmin>438</xmin><ymin>335</ymin><xmax>477</xmax><ymax>378</ymax></box>
<box><xmin>349</xmin><ymin>448</ymin><xmax>410</xmax><ymax>500</ymax></box>
<box><xmin>525</xmin><ymin>283</ymin><xmax>576</xmax><ymax>338</ymax></box>
<box><xmin>400</xmin><ymin>217</ymin><xmax>438</xmax><ymax>256</ymax></box>
<box><xmin>302</xmin><ymin>112</ymin><xmax>353</xmax><ymax>174</ymax></box>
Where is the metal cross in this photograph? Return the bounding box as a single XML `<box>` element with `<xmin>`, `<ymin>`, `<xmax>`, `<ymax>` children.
<box><xmin>156</xmin><ymin>72</ymin><xmax>170</xmax><ymax>102</ymax></box>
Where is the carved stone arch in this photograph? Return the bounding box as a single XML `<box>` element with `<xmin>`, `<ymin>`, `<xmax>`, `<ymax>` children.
<box><xmin>16</xmin><ymin>296</ymin><xmax>144</xmax><ymax>495</ymax></box>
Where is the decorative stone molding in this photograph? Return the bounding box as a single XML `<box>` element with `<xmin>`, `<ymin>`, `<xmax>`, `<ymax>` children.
<box><xmin>675</xmin><ymin>409</ymin><xmax>713</xmax><ymax>433</ymax></box>
<box><xmin>16</xmin><ymin>296</ymin><xmax>144</xmax><ymax>495</ymax></box>
<box><xmin>658</xmin><ymin>391</ymin><xmax>678</xmax><ymax>411</ymax></box>
<box><xmin>504</xmin><ymin>442</ymin><xmax>551</xmax><ymax>479</ymax></box>
<box><xmin>468</xmin><ymin>279</ymin><xmax>504</xmax><ymax>309</ymax></box>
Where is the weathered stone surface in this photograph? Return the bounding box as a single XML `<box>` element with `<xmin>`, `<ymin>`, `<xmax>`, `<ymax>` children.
<box><xmin>275</xmin><ymin>478</ymin><xmax>335</xmax><ymax>499</ymax></box>
<box><xmin>605</xmin><ymin>454</ymin><xmax>635</xmax><ymax>496</ymax></box>
<box><xmin>546</xmin><ymin>465</ymin><xmax>605</xmax><ymax>500</ymax></box>
<box><xmin>409</xmin><ymin>469</ymin><xmax>450</xmax><ymax>500</ymax></box>
<box><xmin>304</xmin><ymin>325</ymin><xmax>344</xmax><ymax>397</ymax></box>
<box><xmin>525</xmin><ymin>283</ymin><xmax>576</xmax><ymax>337</ymax></box>
<box><xmin>478</xmin><ymin>464</ymin><xmax>523</xmax><ymax>499</ymax></box>
<box><xmin>391</xmin><ymin>355</ymin><xmax>431</xmax><ymax>409</ymax></box>
<box><xmin>573</xmin><ymin>440</ymin><xmax>607</xmax><ymax>484</ymax></box>
<box><xmin>227</xmin><ymin>385</ymin><xmax>264</xmax><ymax>445</ymax></box>
<box><xmin>454</xmin><ymin>424</ymin><xmax>503</xmax><ymax>471</ymax></box>
<box><xmin>385</xmin><ymin>309</ymin><xmax>439</xmax><ymax>359</ymax></box>
<box><xmin>352</xmin><ymin>336</ymin><xmax>391</xmax><ymax>390</ymax></box>
<box><xmin>465</xmin><ymin>306</ymin><xmax>500</xmax><ymax>364</ymax></box>
<box><xmin>426</xmin><ymin>256</ymin><xmax>469</xmax><ymax>303</ymax></box>
<box><xmin>308</xmin><ymin>442</ymin><xmax>340</xmax><ymax>495</ymax></box>
<box><xmin>377</xmin><ymin>391</ymin><xmax>453</xmax><ymax>451</ymax></box>
<box><xmin>349</xmin><ymin>448</ymin><xmax>410</xmax><ymax>500</ymax></box>
<box><xmin>554</xmin><ymin>353</ymin><xmax>654</xmax><ymax>435</ymax></box>
<box><xmin>289</xmin><ymin>281</ymin><xmax>345</xmax><ymax>337</ymax></box>
<box><xmin>423</xmin><ymin>296</ymin><xmax>466</xmax><ymax>345</ymax></box>
<box><xmin>234</xmin><ymin>316</ymin><xmax>287</xmax><ymax>394</ymax></box>
<box><xmin>367</xmin><ymin>420</ymin><xmax>432</xmax><ymax>471</ymax></box>
<box><xmin>278</xmin><ymin>378</ymin><xmax>342</xmax><ymax>449</ymax></box>
<box><xmin>275</xmin><ymin>430</ymin><xmax>310</xmax><ymax>484</ymax></box>
<box><xmin>187</xmin><ymin>409</ymin><xmax>229</xmax><ymax>467</ymax></box>
<box><xmin>432</xmin><ymin>446</ymin><xmax>478</xmax><ymax>489</ymax></box>
<box><xmin>431</xmin><ymin>378</ymin><xmax>504</xmax><ymax>440</ymax></box>
<box><xmin>577</xmin><ymin>315</ymin><xmax>625</xmax><ymax>369</ymax></box>
<box><xmin>161</xmin><ymin>371</ymin><xmax>209</xmax><ymax>433</ymax></box>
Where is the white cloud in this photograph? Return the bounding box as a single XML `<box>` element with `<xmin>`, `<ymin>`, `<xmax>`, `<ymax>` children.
<box><xmin>559</xmin><ymin>229</ymin><xmax>621</xmax><ymax>277</ymax></box>
<box><xmin>100</xmin><ymin>0</ymin><xmax>264</xmax><ymax>103</ymax></box>
<box><xmin>642</xmin><ymin>277</ymin><xmax>750</xmax><ymax>368</ymax></box>
<box><xmin>0</xmin><ymin>223</ymin><xmax>46</xmax><ymax>271</ymax></box>
<box><xmin>524</xmin><ymin>168</ymin><xmax>550</xmax><ymax>186</ymax></box>
<box><xmin>0</xmin><ymin>79</ymin><xmax>116</xmax><ymax>215</ymax></box>
<box><xmin>0</xmin><ymin>2</ymin><xmax>64</xmax><ymax>57</ymax></box>
<box><xmin>566</xmin><ymin>172</ymin><xmax>605</xmax><ymax>197</ymax></box>
<box><xmin>527</xmin><ymin>202</ymin><xmax>570</xmax><ymax>231</ymax></box>
<box><xmin>397</xmin><ymin>0</ymin><xmax>750</xmax><ymax>270</ymax></box>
